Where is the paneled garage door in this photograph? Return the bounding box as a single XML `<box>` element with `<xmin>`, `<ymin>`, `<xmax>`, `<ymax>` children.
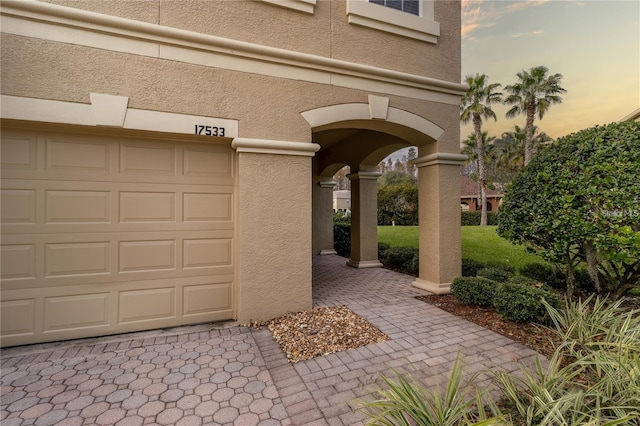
<box><xmin>0</xmin><ymin>129</ymin><xmax>235</xmax><ymax>347</ymax></box>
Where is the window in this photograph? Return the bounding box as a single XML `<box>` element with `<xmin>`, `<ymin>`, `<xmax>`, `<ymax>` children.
<box><xmin>369</xmin><ymin>0</ymin><xmax>419</xmax><ymax>16</ymax></box>
<box><xmin>346</xmin><ymin>1</ymin><xmax>439</xmax><ymax>43</ymax></box>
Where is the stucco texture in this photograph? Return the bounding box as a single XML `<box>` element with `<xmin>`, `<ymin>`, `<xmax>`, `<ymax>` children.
<box><xmin>1</xmin><ymin>34</ymin><xmax>459</xmax><ymax>144</ymax></box>
<box><xmin>236</xmin><ymin>153</ymin><xmax>313</xmax><ymax>323</ymax></box>
<box><xmin>41</xmin><ymin>0</ymin><xmax>460</xmax><ymax>81</ymax></box>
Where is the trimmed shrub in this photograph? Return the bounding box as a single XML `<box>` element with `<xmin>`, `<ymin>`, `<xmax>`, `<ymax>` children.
<box><xmin>507</xmin><ymin>275</ymin><xmax>555</xmax><ymax>293</ymax></box>
<box><xmin>477</xmin><ymin>267</ymin><xmax>513</xmax><ymax>283</ymax></box>
<box><xmin>520</xmin><ymin>262</ymin><xmax>566</xmax><ymax>290</ymax></box>
<box><xmin>451</xmin><ymin>277</ymin><xmax>498</xmax><ymax>307</ymax></box>
<box><xmin>333</xmin><ymin>222</ymin><xmax>350</xmax><ymax>257</ymax></box>
<box><xmin>379</xmin><ymin>246</ymin><xmax>419</xmax><ymax>274</ymax></box>
<box><xmin>378</xmin><ymin>242</ymin><xmax>390</xmax><ymax>258</ymax></box>
<box><xmin>507</xmin><ymin>275</ymin><xmax>537</xmax><ymax>286</ymax></box>
<box><xmin>461</xmin><ymin>211</ymin><xmax>499</xmax><ymax>226</ymax></box>
<box><xmin>461</xmin><ymin>258</ymin><xmax>484</xmax><ymax>277</ymax></box>
<box><xmin>483</xmin><ymin>261</ymin><xmax>516</xmax><ymax>274</ymax></box>
<box><xmin>493</xmin><ymin>282</ymin><xmax>561</xmax><ymax>323</ymax></box>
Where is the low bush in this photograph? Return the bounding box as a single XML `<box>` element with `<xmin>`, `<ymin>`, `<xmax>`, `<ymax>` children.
<box><xmin>483</xmin><ymin>260</ymin><xmax>516</xmax><ymax>274</ymax></box>
<box><xmin>379</xmin><ymin>246</ymin><xmax>419</xmax><ymax>274</ymax></box>
<box><xmin>451</xmin><ymin>277</ymin><xmax>498</xmax><ymax>307</ymax></box>
<box><xmin>461</xmin><ymin>211</ymin><xmax>499</xmax><ymax>226</ymax></box>
<box><xmin>461</xmin><ymin>258</ymin><xmax>484</xmax><ymax>277</ymax></box>
<box><xmin>493</xmin><ymin>282</ymin><xmax>561</xmax><ymax>323</ymax></box>
<box><xmin>506</xmin><ymin>275</ymin><xmax>537</xmax><ymax>286</ymax></box>
<box><xmin>477</xmin><ymin>267</ymin><xmax>513</xmax><ymax>283</ymax></box>
<box><xmin>378</xmin><ymin>242</ymin><xmax>390</xmax><ymax>258</ymax></box>
<box><xmin>333</xmin><ymin>222</ymin><xmax>350</xmax><ymax>257</ymax></box>
<box><xmin>520</xmin><ymin>262</ymin><xmax>566</xmax><ymax>290</ymax></box>
<box><xmin>507</xmin><ymin>275</ymin><xmax>555</xmax><ymax>293</ymax></box>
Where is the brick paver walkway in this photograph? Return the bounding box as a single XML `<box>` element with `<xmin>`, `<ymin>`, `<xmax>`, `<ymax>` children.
<box><xmin>1</xmin><ymin>255</ymin><xmax>543</xmax><ymax>425</ymax></box>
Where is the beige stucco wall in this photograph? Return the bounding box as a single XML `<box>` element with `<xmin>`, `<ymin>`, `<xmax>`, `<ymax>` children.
<box><xmin>414</xmin><ymin>162</ymin><xmax>462</xmax><ymax>291</ymax></box>
<box><xmin>1</xmin><ymin>0</ymin><xmax>463</xmax><ymax>324</ymax></box>
<box><xmin>237</xmin><ymin>153</ymin><xmax>313</xmax><ymax>323</ymax></box>
<box><xmin>42</xmin><ymin>0</ymin><xmax>460</xmax><ymax>81</ymax></box>
<box><xmin>1</xmin><ymin>33</ymin><xmax>460</xmax><ymax>146</ymax></box>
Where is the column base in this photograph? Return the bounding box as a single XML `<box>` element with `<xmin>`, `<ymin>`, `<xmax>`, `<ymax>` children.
<box><xmin>411</xmin><ymin>278</ymin><xmax>451</xmax><ymax>295</ymax></box>
<box><xmin>319</xmin><ymin>249</ymin><xmax>338</xmax><ymax>255</ymax></box>
<box><xmin>347</xmin><ymin>259</ymin><xmax>383</xmax><ymax>268</ymax></box>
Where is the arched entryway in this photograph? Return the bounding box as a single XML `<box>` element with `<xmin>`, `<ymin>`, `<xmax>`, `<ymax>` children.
<box><xmin>303</xmin><ymin>96</ymin><xmax>466</xmax><ymax>294</ymax></box>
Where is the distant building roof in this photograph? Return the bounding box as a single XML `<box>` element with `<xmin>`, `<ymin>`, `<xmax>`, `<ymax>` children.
<box><xmin>334</xmin><ymin>190</ymin><xmax>351</xmax><ymax>199</ymax></box>
<box><xmin>460</xmin><ymin>175</ymin><xmax>502</xmax><ymax>197</ymax></box>
<box><xmin>619</xmin><ymin>107</ymin><xmax>640</xmax><ymax>122</ymax></box>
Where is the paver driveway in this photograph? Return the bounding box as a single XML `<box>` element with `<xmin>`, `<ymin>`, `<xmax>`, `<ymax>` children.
<box><xmin>1</xmin><ymin>255</ymin><xmax>543</xmax><ymax>425</ymax></box>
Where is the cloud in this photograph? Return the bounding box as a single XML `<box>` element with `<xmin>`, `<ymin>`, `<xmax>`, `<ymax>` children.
<box><xmin>462</xmin><ymin>0</ymin><xmax>550</xmax><ymax>40</ymax></box>
<box><xmin>511</xmin><ymin>29</ymin><xmax>545</xmax><ymax>38</ymax></box>
<box><xmin>506</xmin><ymin>0</ymin><xmax>549</xmax><ymax>12</ymax></box>
<box><xmin>461</xmin><ymin>0</ymin><xmax>497</xmax><ymax>39</ymax></box>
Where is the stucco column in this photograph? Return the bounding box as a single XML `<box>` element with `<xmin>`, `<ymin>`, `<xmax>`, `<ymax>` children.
<box><xmin>232</xmin><ymin>138</ymin><xmax>320</xmax><ymax>323</ymax></box>
<box><xmin>347</xmin><ymin>171</ymin><xmax>383</xmax><ymax>268</ymax></box>
<box><xmin>412</xmin><ymin>153</ymin><xmax>467</xmax><ymax>294</ymax></box>
<box><xmin>312</xmin><ymin>178</ymin><xmax>338</xmax><ymax>255</ymax></box>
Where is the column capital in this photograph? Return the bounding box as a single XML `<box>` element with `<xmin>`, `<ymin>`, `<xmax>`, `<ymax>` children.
<box><xmin>318</xmin><ymin>181</ymin><xmax>337</xmax><ymax>189</ymax></box>
<box><xmin>347</xmin><ymin>171</ymin><xmax>382</xmax><ymax>181</ymax></box>
<box><xmin>412</xmin><ymin>152</ymin><xmax>468</xmax><ymax>168</ymax></box>
<box><xmin>232</xmin><ymin>138</ymin><xmax>320</xmax><ymax>157</ymax></box>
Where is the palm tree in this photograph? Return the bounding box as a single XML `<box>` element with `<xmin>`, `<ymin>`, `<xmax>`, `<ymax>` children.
<box><xmin>503</xmin><ymin>65</ymin><xmax>566</xmax><ymax>166</ymax></box>
<box><xmin>462</xmin><ymin>131</ymin><xmax>497</xmax><ymax>211</ymax></box>
<box><xmin>460</xmin><ymin>73</ymin><xmax>502</xmax><ymax>225</ymax></box>
<box><xmin>500</xmin><ymin>124</ymin><xmax>552</xmax><ymax>170</ymax></box>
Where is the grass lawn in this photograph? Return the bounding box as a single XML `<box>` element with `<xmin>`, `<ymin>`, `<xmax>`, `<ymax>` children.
<box><xmin>378</xmin><ymin>225</ymin><xmax>547</xmax><ymax>272</ymax></box>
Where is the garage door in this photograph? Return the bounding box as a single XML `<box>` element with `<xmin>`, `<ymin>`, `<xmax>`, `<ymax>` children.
<box><xmin>0</xmin><ymin>128</ymin><xmax>235</xmax><ymax>347</ymax></box>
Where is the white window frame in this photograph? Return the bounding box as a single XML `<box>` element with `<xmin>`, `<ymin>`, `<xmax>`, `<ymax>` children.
<box><xmin>260</xmin><ymin>0</ymin><xmax>316</xmax><ymax>14</ymax></box>
<box><xmin>347</xmin><ymin>0</ymin><xmax>440</xmax><ymax>43</ymax></box>
<box><xmin>369</xmin><ymin>0</ymin><xmax>421</xmax><ymax>17</ymax></box>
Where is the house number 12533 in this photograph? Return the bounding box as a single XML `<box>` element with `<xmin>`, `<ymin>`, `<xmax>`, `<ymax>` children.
<box><xmin>195</xmin><ymin>125</ymin><xmax>226</xmax><ymax>137</ymax></box>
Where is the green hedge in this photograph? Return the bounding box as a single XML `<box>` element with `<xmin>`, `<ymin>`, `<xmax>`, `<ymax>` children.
<box><xmin>520</xmin><ymin>262</ymin><xmax>566</xmax><ymax>290</ymax></box>
<box><xmin>493</xmin><ymin>282</ymin><xmax>561</xmax><ymax>323</ymax></box>
<box><xmin>333</xmin><ymin>222</ymin><xmax>351</xmax><ymax>257</ymax></box>
<box><xmin>477</xmin><ymin>267</ymin><xmax>513</xmax><ymax>283</ymax></box>
<box><xmin>451</xmin><ymin>277</ymin><xmax>498</xmax><ymax>307</ymax></box>
<box><xmin>379</xmin><ymin>246</ymin><xmax>419</xmax><ymax>275</ymax></box>
<box><xmin>461</xmin><ymin>258</ymin><xmax>484</xmax><ymax>277</ymax></box>
<box><xmin>461</xmin><ymin>211</ymin><xmax>499</xmax><ymax>226</ymax></box>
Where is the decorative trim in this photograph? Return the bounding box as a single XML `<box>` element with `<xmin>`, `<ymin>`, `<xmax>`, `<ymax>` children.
<box><xmin>347</xmin><ymin>171</ymin><xmax>382</xmax><ymax>181</ymax></box>
<box><xmin>232</xmin><ymin>138</ymin><xmax>320</xmax><ymax>157</ymax></box>
<box><xmin>89</xmin><ymin>93</ymin><xmax>128</xmax><ymax>127</ymax></box>
<box><xmin>0</xmin><ymin>94</ymin><xmax>239</xmax><ymax>138</ymax></box>
<box><xmin>319</xmin><ymin>249</ymin><xmax>338</xmax><ymax>255</ymax></box>
<box><xmin>0</xmin><ymin>1</ymin><xmax>465</xmax><ymax>105</ymax></box>
<box><xmin>302</xmin><ymin>103</ymin><xmax>445</xmax><ymax>141</ymax></box>
<box><xmin>412</xmin><ymin>278</ymin><xmax>451</xmax><ymax>294</ymax></box>
<box><xmin>260</xmin><ymin>0</ymin><xmax>316</xmax><ymax>14</ymax></box>
<box><xmin>318</xmin><ymin>181</ymin><xmax>338</xmax><ymax>188</ymax></box>
<box><xmin>347</xmin><ymin>259</ymin><xmax>383</xmax><ymax>268</ymax></box>
<box><xmin>346</xmin><ymin>0</ymin><xmax>439</xmax><ymax>43</ymax></box>
<box><xmin>412</xmin><ymin>152</ymin><xmax>468</xmax><ymax>168</ymax></box>
<box><xmin>368</xmin><ymin>95</ymin><xmax>389</xmax><ymax>120</ymax></box>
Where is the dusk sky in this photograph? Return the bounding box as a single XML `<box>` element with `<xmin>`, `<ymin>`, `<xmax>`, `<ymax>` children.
<box><xmin>460</xmin><ymin>0</ymin><xmax>640</xmax><ymax>143</ymax></box>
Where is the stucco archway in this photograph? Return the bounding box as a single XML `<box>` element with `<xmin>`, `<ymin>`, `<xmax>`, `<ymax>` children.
<box><xmin>303</xmin><ymin>97</ymin><xmax>466</xmax><ymax>294</ymax></box>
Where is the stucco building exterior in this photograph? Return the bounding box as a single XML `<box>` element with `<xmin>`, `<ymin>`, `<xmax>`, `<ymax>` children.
<box><xmin>0</xmin><ymin>0</ymin><xmax>466</xmax><ymax>347</ymax></box>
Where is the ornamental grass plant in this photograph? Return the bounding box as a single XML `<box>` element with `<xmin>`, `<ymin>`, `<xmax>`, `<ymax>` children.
<box><xmin>490</xmin><ymin>296</ymin><xmax>640</xmax><ymax>425</ymax></box>
<box><xmin>358</xmin><ymin>296</ymin><xmax>640</xmax><ymax>425</ymax></box>
<box><xmin>357</xmin><ymin>355</ymin><xmax>505</xmax><ymax>426</ymax></box>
